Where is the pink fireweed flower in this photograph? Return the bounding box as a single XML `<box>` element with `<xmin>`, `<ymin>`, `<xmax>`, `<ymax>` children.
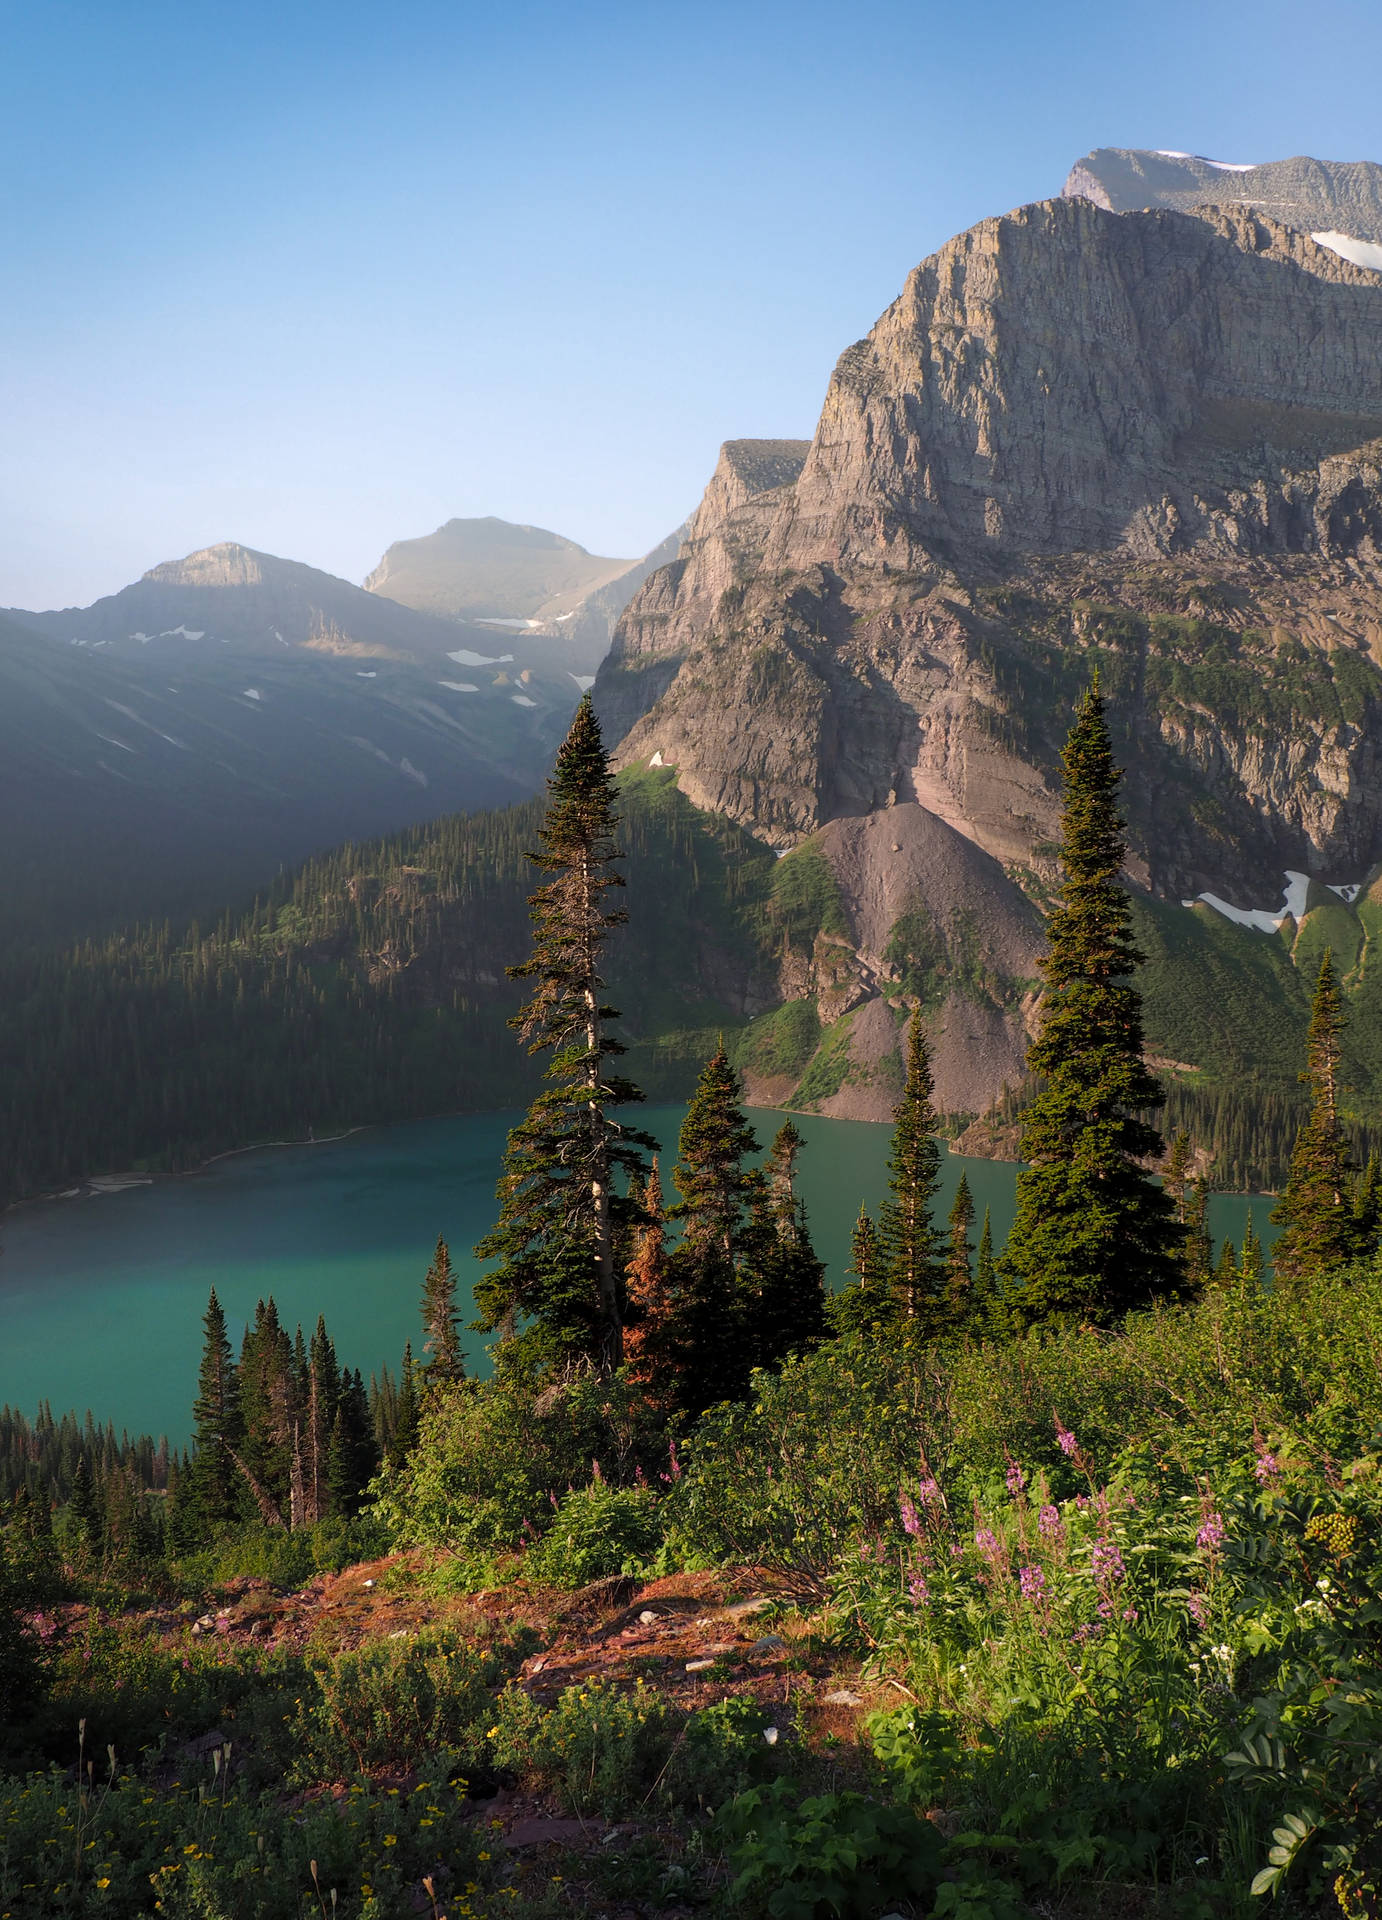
<box><xmin>1018</xmin><ymin>1565</ymin><xmax>1045</xmax><ymax>1601</ymax></box>
<box><xmin>1197</xmin><ymin>1512</ymin><xmax>1225</xmax><ymax>1552</ymax></box>
<box><xmin>974</xmin><ymin>1527</ymin><xmax>1003</xmax><ymax>1560</ymax></box>
<box><xmin>1006</xmin><ymin>1462</ymin><xmax>1027</xmax><ymax>1496</ymax></box>
<box><xmin>1091</xmin><ymin>1540</ymin><xmax>1125</xmax><ymax>1584</ymax></box>
<box><xmin>899</xmin><ymin>1493</ymin><xmax>921</xmax><ymax>1537</ymax></box>
<box><xmin>1253</xmin><ymin>1447</ymin><xmax>1280</xmax><ymax>1484</ymax></box>
<box><xmin>908</xmin><ymin>1572</ymin><xmax>930</xmax><ymax>1605</ymax></box>
<box><xmin>668</xmin><ymin>1438</ymin><xmax>682</xmax><ymax>1481</ymax></box>
<box><xmin>918</xmin><ymin>1477</ymin><xmax>942</xmax><ymax>1506</ymax></box>
<box><xmin>1038</xmin><ymin>1504</ymin><xmax>1064</xmax><ymax>1542</ymax></box>
<box><xmin>1054</xmin><ymin>1416</ymin><xmax>1077</xmax><ymax>1457</ymax></box>
<box><xmin>1187</xmin><ymin>1592</ymin><xmax>1209</xmax><ymax>1627</ymax></box>
<box><xmin>949</xmin><ymin>1542</ymin><xmax>964</xmax><ymax>1558</ymax></box>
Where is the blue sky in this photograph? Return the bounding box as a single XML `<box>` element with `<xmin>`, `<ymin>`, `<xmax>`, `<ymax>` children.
<box><xmin>4</xmin><ymin>0</ymin><xmax>1381</xmax><ymax>607</ymax></box>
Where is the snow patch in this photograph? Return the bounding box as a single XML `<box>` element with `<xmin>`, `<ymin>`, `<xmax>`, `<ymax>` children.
<box><xmin>1154</xmin><ymin>150</ymin><xmax>1256</xmax><ymax>171</ymax></box>
<box><xmin>438</xmin><ymin>680</ymin><xmax>479</xmax><ymax>693</ymax></box>
<box><xmin>475</xmin><ymin>617</ymin><xmax>541</xmax><ymax>630</ymax></box>
<box><xmin>649</xmin><ymin>750</ymin><xmax>665</xmax><ymax>767</ymax></box>
<box><xmin>511</xmin><ymin>693</ymin><xmax>538</xmax><ymax>708</ymax></box>
<box><xmin>242</xmin><ymin>688</ymin><xmax>262</xmax><ymax>701</ymax></box>
<box><xmin>1312</xmin><ymin>230</ymin><xmax>1382</xmax><ymax>272</ymax></box>
<box><xmin>1184</xmin><ymin>868</ymin><xmax>1362</xmax><ymax>932</ymax></box>
<box><xmin>568</xmin><ymin>673</ymin><xmax>596</xmax><ymax>691</ymax></box>
<box><xmin>355</xmin><ymin>671</ymin><xmax>377</xmax><ymax>678</ymax></box>
<box><xmin>158</xmin><ymin>626</ymin><xmax>205</xmax><ymax>641</ymax></box>
<box><xmin>448</xmin><ymin>647</ymin><xmax>513</xmax><ymax>667</ymax></box>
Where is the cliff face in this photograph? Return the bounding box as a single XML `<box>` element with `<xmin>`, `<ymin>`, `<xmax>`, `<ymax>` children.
<box><xmin>594</xmin><ymin>193</ymin><xmax>1382</xmax><ymax>1119</ymax></box>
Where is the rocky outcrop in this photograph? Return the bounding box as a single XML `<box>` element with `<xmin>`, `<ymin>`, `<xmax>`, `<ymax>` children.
<box><xmin>1063</xmin><ymin>149</ymin><xmax>1382</xmax><ymax>246</ymax></box>
<box><xmin>598</xmin><ymin>198</ymin><xmax>1382</xmax><ymax>896</ymax></box>
<box><xmin>593</xmin><ymin>185</ymin><xmax>1382</xmax><ymax>1126</ymax></box>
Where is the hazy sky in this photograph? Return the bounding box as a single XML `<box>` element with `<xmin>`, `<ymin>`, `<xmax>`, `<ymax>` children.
<box><xmin>4</xmin><ymin>0</ymin><xmax>1381</xmax><ymax>608</ymax></box>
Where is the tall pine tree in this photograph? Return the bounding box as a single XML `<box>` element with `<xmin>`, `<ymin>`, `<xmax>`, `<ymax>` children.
<box><xmin>1003</xmin><ymin>680</ymin><xmax>1183</xmax><ymax>1323</ymax></box>
<box><xmin>877</xmin><ymin>1014</ymin><xmax>947</xmax><ymax>1328</ymax></box>
<box><xmin>1271</xmin><ymin>951</ymin><xmax>1361</xmax><ymax>1283</ymax></box>
<box><xmin>475</xmin><ymin>696</ymin><xmax>654</xmax><ymax>1371</ymax></box>
<box><xmin>420</xmin><ymin>1236</ymin><xmax>465</xmax><ymax>1385</ymax></box>
<box><xmin>944</xmin><ymin>1173</ymin><xmax>975</xmax><ymax>1329</ymax></box>
<box><xmin>663</xmin><ymin>1045</ymin><xmax>761</xmax><ymax>1412</ymax></box>
<box><xmin>187</xmin><ymin>1288</ymin><xmax>243</xmax><ymax>1533</ymax></box>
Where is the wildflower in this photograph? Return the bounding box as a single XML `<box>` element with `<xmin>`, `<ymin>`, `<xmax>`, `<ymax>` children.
<box><xmin>1018</xmin><ymin>1565</ymin><xmax>1045</xmax><ymax>1601</ymax></box>
<box><xmin>1254</xmin><ymin>1451</ymin><xmax>1280</xmax><ymax>1484</ymax></box>
<box><xmin>1122</xmin><ymin>1606</ymin><xmax>1139</xmax><ymax>1622</ymax></box>
<box><xmin>1091</xmin><ymin>1539</ymin><xmax>1125</xmax><ymax>1583</ymax></box>
<box><xmin>96</xmin><ymin>1880</ymin><xmax>110</xmax><ymax>1891</ymax></box>
<box><xmin>975</xmin><ymin>1527</ymin><xmax>1001</xmax><ymax>1557</ymax></box>
<box><xmin>383</xmin><ymin>1834</ymin><xmax>397</xmax><ymax>1847</ymax></box>
<box><xmin>899</xmin><ymin>1493</ymin><xmax>920</xmax><ymax>1536</ymax></box>
<box><xmin>918</xmin><ymin>1477</ymin><xmax>941</xmax><ymax>1506</ymax></box>
<box><xmin>1197</xmin><ymin>1512</ymin><xmax>1226</xmax><ymax>1552</ymax></box>
<box><xmin>668</xmin><ymin>1438</ymin><xmax>682</xmax><ymax>1481</ymax></box>
<box><xmin>1006</xmin><ymin>1461</ymin><xmax>1027</xmax><ymax>1496</ymax></box>
<box><xmin>949</xmin><ymin>1542</ymin><xmax>963</xmax><ymax>1557</ymax></box>
<box><xmin>908</xmin><ymin>1572</ymin><xmax>930</xmax><ymax>1605</ymax></box>
<box><xmin>1075</xmin><ymin>1494</ymin><xmax>1090</xmax><ymax>1511</ymax></box>
<box><xmin>1187</xmin><ymin>1592</ymin><xmax>1209</xmax><ymax>1627</ymax></box>
<box><xmin>1038</xmin><ymin>1504</ymin><xmax>1064</xmax><ymax>1542</ymax></box>
<box><xmin>1054</xmin><ymin>1415</ymin><xmax>1077</xmax><ymax>1457</ymax></box>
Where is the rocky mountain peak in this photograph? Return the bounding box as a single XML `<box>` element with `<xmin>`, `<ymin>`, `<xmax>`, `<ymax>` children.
<box><xmin>1063</xmin><ymin>148</ymin><xmax>1382</xmax><ymax>246</ymax></box>
<box><xmin>142</xmin><ymin>542</ymin><xmax>271</xmax><ymax>589</ymax></box>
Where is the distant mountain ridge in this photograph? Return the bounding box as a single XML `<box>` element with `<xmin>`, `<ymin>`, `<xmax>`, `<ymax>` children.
<box><xmin>0</xmin><ymin>541</ymin><xmax>587</xmax><ymax>948</ymax></box>
<box><xmin>364</xmin><ymin>515</ymin><xmax>686</xmax><ymax>670</ymax></box>
<box><xmin>1063</xmin><ymin>148</ymin><xmax>1382</xmax><ymax>254</ymax></box>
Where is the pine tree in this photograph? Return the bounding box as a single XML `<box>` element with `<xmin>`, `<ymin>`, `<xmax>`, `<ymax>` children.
<box><xmin>475</xmin><ymin>696</ymin><xmax>654</xmax><ymax>1371</ymax></box>
<box><xmin>877</xmin><ymin>1014</ymin><xmax>947</xmax><ymax>1327</ymax></box>
<box><xmin>1272</xmin><ymin>951</ymin><xmax>1360</xmax><ymax>1284</ymax></box>
<box><xmin>740</xmin><ymin>1123</ymin><xmax>826</xmax><ymax>1373</ymax></box>
<box><xmin>828</xmin><ymin>1205</ymin><xmax>896</xmax><ymax>1338</ymax></box>
<box><xmin>1184</xmin><ymin>1179</ymin><xmax>1213</xmax><ymax>1290</ymax></box>
<box><xmin>1239</xmin><ymin>1213</ymin><xmax>1264</xmax><ymax>1288</ymax></box>
<box><xmin>1353</xmin><ymin>1151</ymin><xmax>1382</xmax><ymax>1258</ymax></box>
<box><xmin>187</xmin><ymin>1288</ymin><xmax>243</xmax><ymax>1533</ymax></box>
<box><xmin>1003</xmin><ymin>681</ymin><xmax>1184</xmax><ymax>1323</ymax></box>
<box><xmin>969</xmin><ymin>1207</ymin><xmax>1003</xmax><ymax>1331</ymax></box>
<box><xmin>66</xmin><ymin>1456</ymin><xmax>102</xmax><ymax>1556</ymax></box>
<box><xmin>1212</xmin><ymin>1238</ymin><xmax>1238</xmax><ymax>1287</ymax></box>
<box><xmin>420</xmin><ymin>1236</ymin><xmax>465</xmax><ymax>1385</ymax></box>
<box><xmin>328</xmin><ymin>1371</ymin><xmax>377</xmax><ymax>1519</ymax></box>
<box><xmin>670</xmin><ymin>1045</ymin><xmax>760</xmax><ymax>1257</ymax></box>
<box><xmin>388</xmin><ymin>1344</ymin><xmax>420</xmax><ymax>1470</ymax></box>
<box><xmin>944</xmin><ymin>1174</ymin><xmax>975</xmax><ymax>1328</ymax></box>
<box><xmin>663</xmin><ymin>1047</ymin><xmax>761</xmax><ymax>1413</ymax></box>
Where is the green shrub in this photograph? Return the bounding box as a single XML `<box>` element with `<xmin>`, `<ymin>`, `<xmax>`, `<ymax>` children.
<box><xmin>296</xmin><ymin>1626</ymin><xmax>523</xmax><ymax>1778</ymax></box>
<box><xmin>490</xmin><ymin>1678</ymin><xmax>674</xmax><ymax>1817</ymax></box>
<box><xmin>0</xmin><ymin>1758</ymin><xmax>487</xmax><ymax>1918</ymax></box>
<box><xmin>717</xmin><ymin>1778</ymin><xmax>945</xmax><ymax>1919</ymax></box>
<box><xmin>524</xmin><ymin>1483</ymin><xmax>664</xmax><ymax>1588</ymax></box>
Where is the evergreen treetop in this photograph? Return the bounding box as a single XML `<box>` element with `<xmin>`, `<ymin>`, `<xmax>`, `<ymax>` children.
<box><xmin>877</xmin><ymin>1014</ymin><xmax>948</xmax><ymax>1327</ymax></box>
<box><xmin>1002</xmin><ymin>680</ymin><xmax>1184</xmax><ymax>1323</ymax></box>
<box><xmin>475</xmin><ymin>695</ymin><xmax>654</xmax><ymax>1372</ymax></box>
<box><xmin>1271</xmin><ymin>950</ymin><xmax>1361</xmax><ymax>1283</ymax></box>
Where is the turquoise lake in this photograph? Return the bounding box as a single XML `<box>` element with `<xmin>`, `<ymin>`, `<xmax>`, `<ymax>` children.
<box><xmin>0</xmin><ymin>1107</ymin><xmax>1276</xmax><ymax>1443</ymax></box>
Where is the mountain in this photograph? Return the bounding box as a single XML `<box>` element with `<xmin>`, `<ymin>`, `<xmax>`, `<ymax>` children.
<box><xmin>1</xmin><ymin>543</ymin><xmax>588</xmax><ymax>948</ymax></box>
<box><xmin>595</xmin><ymin>185</ymin><xmax>1382</xmax><ymax>1126</ymax></box>
<box><xmin>364</xmin><ymin>516</ymin><xmax>687</xmax><ymax>672</ymax></box>
<box><xmin>1063</xmin><ymin>148</ymin><xmax>1382</xmax><ymax>265</ymax></box>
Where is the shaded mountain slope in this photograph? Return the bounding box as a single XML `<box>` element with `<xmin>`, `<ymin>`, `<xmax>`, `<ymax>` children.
<box><xmin>1</xmin><ymin>544</ymin><xmax>587</xmax><ymax>949</ymax></box>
